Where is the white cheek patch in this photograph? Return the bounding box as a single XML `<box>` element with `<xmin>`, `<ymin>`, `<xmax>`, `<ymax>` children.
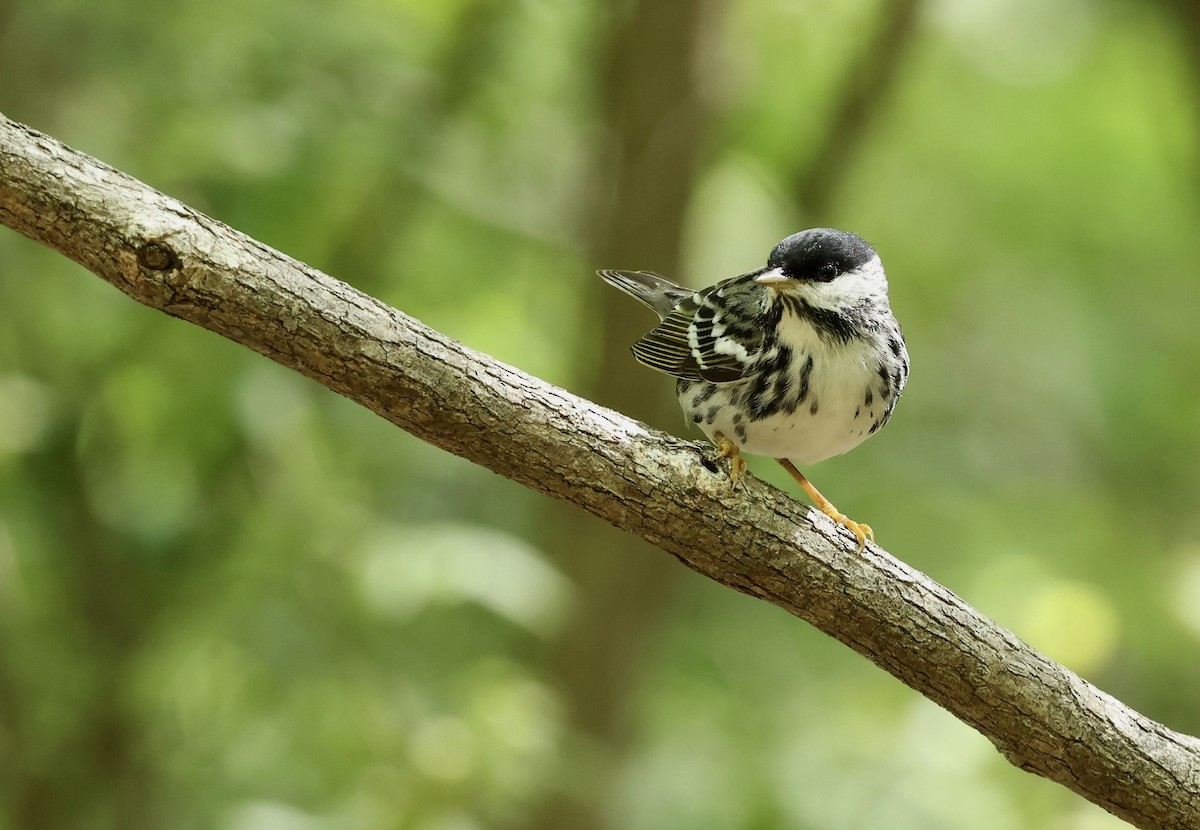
<box><xmin>804</xmin><ymin>256</ymin><xmax>888</xmax><ymax>310</ymax></box>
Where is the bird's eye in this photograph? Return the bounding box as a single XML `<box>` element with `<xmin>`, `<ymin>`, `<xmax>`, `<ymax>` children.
<box><xmin>817</xmin><ymin>262</ymin><xmax>840</xmax><ymax>281</ymax></box>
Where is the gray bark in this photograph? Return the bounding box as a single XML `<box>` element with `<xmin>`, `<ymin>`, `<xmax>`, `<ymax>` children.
<box><xmin>2</xmin><ymin>112</ymin><xmax>1198</xmax><ymax>830</ymax></box>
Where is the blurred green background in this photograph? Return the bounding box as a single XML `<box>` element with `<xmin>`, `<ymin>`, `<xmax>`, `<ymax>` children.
<box><xmin>2</xmin><ymin>0</ymin><xmax>1200</xmax><ymax>828</ymax></box>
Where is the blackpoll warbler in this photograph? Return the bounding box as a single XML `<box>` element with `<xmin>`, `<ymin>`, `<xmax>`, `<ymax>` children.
<box><xmin>599</xmin><ymin>228</ymin><xmax>909</xmax><ymax>546</ymax></box>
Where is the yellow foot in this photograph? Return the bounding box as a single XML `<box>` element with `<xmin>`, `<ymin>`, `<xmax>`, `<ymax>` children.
<box><xmin>817</xmin><ymin>505</ymin><xmax>874</xmax><ymax>549</ymax></box>
<box><xmin>712</xmin><ymin>432</ymin><xmax>748</xmax><ymax>487</ymax></box>
<box><xmin>776</xmin><ymin>458</ymin><xmax>874</xmax><ymax>549</ymax></box>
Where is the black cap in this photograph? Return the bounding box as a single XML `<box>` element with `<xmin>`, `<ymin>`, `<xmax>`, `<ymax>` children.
<box><xmin>768</xmin><ymin>228</ymin><xmax>876</xmax><ymax>282</ymax></box>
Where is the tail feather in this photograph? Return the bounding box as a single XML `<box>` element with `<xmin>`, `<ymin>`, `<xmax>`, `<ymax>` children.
<box><xmin>596</xmin><ymin>269</ymin><xmax>692</xmax><ymax>319</ymax></box>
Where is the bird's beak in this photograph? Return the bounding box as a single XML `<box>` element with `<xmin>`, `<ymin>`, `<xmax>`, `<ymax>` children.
<box><xmin>754</xmin><ymin>271</ymin><xmax>797</xmax><ymax>287</ymax></box>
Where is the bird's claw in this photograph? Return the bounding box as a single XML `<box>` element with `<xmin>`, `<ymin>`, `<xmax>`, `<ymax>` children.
<box><xmin>819</xmin><ymin>506</ymin><xmax>874</xmax><ymax>549</ymax></box>
<box><xmin>712</xmin><ymin>434</ymin><xmax>747</xmax><ymax>487</ymax></box>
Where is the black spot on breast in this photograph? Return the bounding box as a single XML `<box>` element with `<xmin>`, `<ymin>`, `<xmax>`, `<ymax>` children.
<box><xmin>772</xmin><ymin>373</ymin><xmax>791</xmax><ymax>404</ymax></box>
<box><xmin>796</xmin><ymin>355</ymin><xmax>813</xmax><ymax>404</ymax></box>
<box><xmin>692</xmin><ymin>413</ymin><xmax>703</xmax><ymax>424</ymax></box>
<box><xmin>726</xmin><ymin>385</ymin><xmax>749</xmax><ymax>409</ymax></box>
<box><xmin>759</xmin><ymin>302</ymin><xmax>784</xmax><ymax>346</ymax></box>
<box><xmin>881</xmin><ymin>398</ymin><xmax>898</xmax><ymax>423</ymax></box>
<box><xmin>764</xmin><ymin>344</ymin><xmax>792</xmax><ymax>374</ymax></box>
<box><xmin>747</xmin><ymin>349</ymin><xmax>812</xmax><ymax>421</ymax></box>
<box><xmin>747</xmin><ymin>373</ymin><xmax>774</xmax><ymax>419</ymax></box>
<box><xmin>704</xmin><ymin>405</ymin><xmax>719</xmax><ymax>425</ymax></box>
<box><xmin>800</xmin><ymin>301</ymin><xmax>860</xmax><ymax>343</ymax></box>
<box><xmin>864</xmin><ymin>389</ymin><xmax>874</xmax><ymax>407</ymax></box>
<box><xmin>735</xmin><ymin>423</ymin><xmax>747</xmax><ymax>442</ymax></box>
<box><xmin>690</xmin><ymin>385</ymin><xmax>719</xmax><ymax>408</ymax></box>
<box><xmin>809</xmin><ymin>399</ymin><xmax>820</xmax><ymax>416</ymax></box>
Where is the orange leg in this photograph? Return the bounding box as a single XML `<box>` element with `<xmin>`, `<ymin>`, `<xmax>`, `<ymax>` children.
<box><xmin>712</xmin><ymin>432</ymin><xmax>748</xmax><ymax>487</ymax></box>
<box><xmin>777</xmin><ymin>459</ymin><xmax>874</xmax><ymax>548</ymax></box>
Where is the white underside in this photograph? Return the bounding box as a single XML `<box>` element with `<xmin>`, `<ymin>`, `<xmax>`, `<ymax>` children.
<box><xmin>693</xmin><ymin>391</ymin><xmax>873</xmax><ymax>465</ymax></box>
<box><xmin>680</xmin><ymin>313</ymin><xmax>892</xmax><ymax>466</ymax></box>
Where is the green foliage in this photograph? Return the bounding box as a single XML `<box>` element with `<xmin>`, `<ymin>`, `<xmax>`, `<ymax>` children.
<box><xmin>2</xmin><ymin>0</ymin><xmax>1198</xmax><ymax>828</ymax></box>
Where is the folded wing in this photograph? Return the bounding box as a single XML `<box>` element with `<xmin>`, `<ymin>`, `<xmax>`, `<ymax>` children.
<box><xmin>631</xmin><ymin>283</ymin><xmax>758</xmax><ymax>384</ymax></box>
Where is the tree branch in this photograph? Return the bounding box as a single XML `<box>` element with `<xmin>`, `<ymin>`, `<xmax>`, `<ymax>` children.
<box><xmin>2</xmin><ymin>112</ymin><xmax>1198</xmax><ymax>829</ymax></box>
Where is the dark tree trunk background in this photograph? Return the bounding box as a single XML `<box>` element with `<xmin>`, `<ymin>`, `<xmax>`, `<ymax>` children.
<box><xmin>527</xmin><ymin>3</ymin><xmax>721</xmax><ymax>828</ymax></box>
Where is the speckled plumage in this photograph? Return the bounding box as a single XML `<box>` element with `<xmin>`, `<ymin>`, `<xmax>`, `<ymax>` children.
<box><xmin>600</xmin><ymin>228</ymin><xmax>908</xmax><ymax>466</ymax></box>
<box><xmin>599</xmin><ymin>228</ymin><xmax>908</xmax><ymax>544</ymax></box>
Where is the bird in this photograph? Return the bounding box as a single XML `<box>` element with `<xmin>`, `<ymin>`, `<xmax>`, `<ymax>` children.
<box><xmin>598</xmin><ymin>228</ymin><xmax>908</xmax><ymax>547</ymax></box>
